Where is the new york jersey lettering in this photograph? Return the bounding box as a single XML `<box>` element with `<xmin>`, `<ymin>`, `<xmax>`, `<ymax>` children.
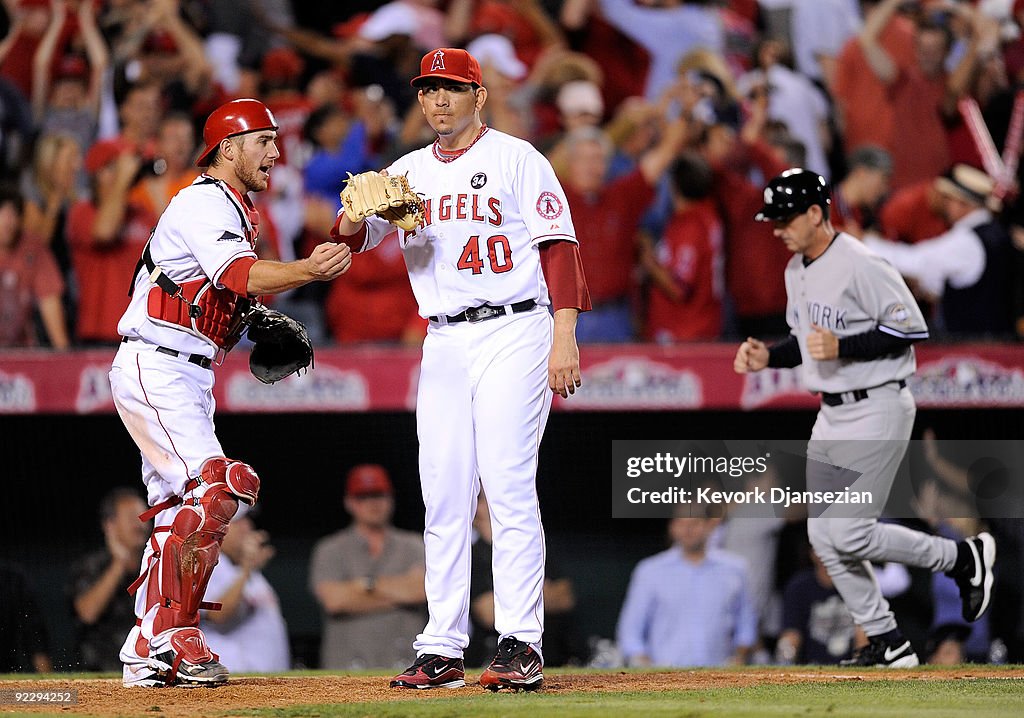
<box><xmin>805</xmin><ymin>301</ymin><xmax>847</xmax><ymax>330</ymax></box>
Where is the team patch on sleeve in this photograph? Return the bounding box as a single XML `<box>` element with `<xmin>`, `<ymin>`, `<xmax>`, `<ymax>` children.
<box><xmin>536</xmin><ymin>191</ymin><xmax>563</xmax><ymax>220</ymax></box>
<box><xmin>879</xmin><ymin>302</ymin><xmax>929</xmax><ymax>339</ymax></box>
<box><xmin>884</xmin><ymin>302</ymin><xmax>911</xmax><ymax>328</ymax></box>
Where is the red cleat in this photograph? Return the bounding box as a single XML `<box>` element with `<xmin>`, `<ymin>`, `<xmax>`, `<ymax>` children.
<box><xmin>390</xmin><ymin>654</ymin><xmax>466</xmax><ymax>689</ymax></box>
<box><xmin>479</xmin><ymin>636</ymin><xmax>543</xmax><ymax>691</ymax></box>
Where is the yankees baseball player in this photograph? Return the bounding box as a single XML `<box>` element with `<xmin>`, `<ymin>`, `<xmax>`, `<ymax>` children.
<box><xmin>109</xmin><ymin>98</ymin><xmax>350</xmax><ymax>687</ymax></box>
<box><xmin>733</xmin><ymin>168</ymin><xmax>995</xmax><ymax>667</ymax></box>
<box><xmin>333</xmin><ymin>47</ymin><xmax>591</xmax><ymax>690</ymax></box>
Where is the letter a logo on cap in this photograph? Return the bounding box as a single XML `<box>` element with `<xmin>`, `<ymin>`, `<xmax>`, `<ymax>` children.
<box><xmin>430</xmin><ymin>50</ymin><xmax>446</xmax><ymax>72</ymax></box>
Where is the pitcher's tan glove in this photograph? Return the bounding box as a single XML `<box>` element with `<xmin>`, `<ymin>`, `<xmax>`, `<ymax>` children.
<box><xmin>340</xmin><ymin>171</ymin><xmax>424</xmax><ymax>232</ymax></box>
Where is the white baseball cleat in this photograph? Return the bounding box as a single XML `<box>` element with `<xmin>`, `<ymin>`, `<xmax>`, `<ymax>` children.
<box><xmin>121</xmin><ymin>627</ymin><xmax>229</xmax><ymax>688</ymax></box>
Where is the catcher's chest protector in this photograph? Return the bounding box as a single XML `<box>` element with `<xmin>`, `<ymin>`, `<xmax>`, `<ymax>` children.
<box><xmin>147</xmin><ymin>280</ymin><xmax>250</xmax><ymax>350</ymax></box>
<box><xmin>133</xmin><ymin>176</ymin><xmax>260</xmax><ymax>351</ymax></box>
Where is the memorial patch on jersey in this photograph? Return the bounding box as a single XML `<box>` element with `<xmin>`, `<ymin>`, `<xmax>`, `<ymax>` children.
<box><xmin>471</xmin><ymin>172</ymin><xmax>487</xmax><ymax>189</ymax></box>
<box><xmin>217</xmin><ymin>231</ymin><xmax>244</xmax><ymax>242</ymax></box>
<box><xmin>536</xmin><ymin>191</ymin><xmax>563</xmax><ymax>220</ymax></box>
<box><xmin>884</xmin><ymin>302</ymin><xmax>912</xmax><ymax>329</ymax></box>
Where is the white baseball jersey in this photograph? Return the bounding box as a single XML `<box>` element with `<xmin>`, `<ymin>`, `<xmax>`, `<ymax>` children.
<box><xmin>356</xmin><ymin>127</ymin><xmax>577</xmax><ymax>317</ymax></box>
<box><xmin>118</xmin><ymin>175</ymin><xmax>259</xmax><ymax>358</ymax></box>
<box><xmin>350</xmin><ymin>126</ymin><xmax>574</xmax><ymax>661</ymax></box>
<box><xmin>784</xmin><ymin>232</ymin><xmax>928</xmax><ymax>393</ymax></box>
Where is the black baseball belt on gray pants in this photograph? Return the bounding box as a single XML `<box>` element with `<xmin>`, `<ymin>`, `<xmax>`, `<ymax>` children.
<box><xmin>820</xmin><ymin>379</ymin><xmax>907</xmax><ymax>407</ymax></box>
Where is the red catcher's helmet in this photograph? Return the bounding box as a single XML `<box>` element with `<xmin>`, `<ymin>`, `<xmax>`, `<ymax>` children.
<box><xmin>196</xmin><ymin>98</ymin><xmax>279</xmax><ymax>167</ymax></box>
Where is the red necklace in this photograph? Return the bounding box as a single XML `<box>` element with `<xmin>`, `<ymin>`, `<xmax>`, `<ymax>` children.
<box><xmin>432</xmin><ymin>124</ymin><xmax>489</xmax><ymax>163</ymax></box>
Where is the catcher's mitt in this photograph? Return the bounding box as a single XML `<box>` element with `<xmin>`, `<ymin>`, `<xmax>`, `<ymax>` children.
<box><xmin>340</xmin><ymin>171</ymin><xmax>424</xmax><ymax>231</ymax></box>
<box><xmin>245</xmin><ymin>305</ymin><xmax>313</xmax><ymax>384</ymax></box>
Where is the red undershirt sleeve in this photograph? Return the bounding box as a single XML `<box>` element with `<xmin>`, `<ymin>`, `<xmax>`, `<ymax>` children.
<box><xmin>539</xmin><ymin>239</ymin><xmax>591</xmax><ymax>312</ymax></box>
<box><xmin>219</xmin><ymin>256</ymin><xmax>257</xmax><ymax>296</ymax></box>
<box><xmin>330</xmin><ymin>212</ymin><xmax>368</xmax><ymax>252</ymax></box>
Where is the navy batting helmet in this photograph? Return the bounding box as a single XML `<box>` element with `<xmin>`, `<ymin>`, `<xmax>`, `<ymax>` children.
<box><xmin>754</xmin><ymin>168</ymin><xmax>830</xmax><ymax>222</ymax></box>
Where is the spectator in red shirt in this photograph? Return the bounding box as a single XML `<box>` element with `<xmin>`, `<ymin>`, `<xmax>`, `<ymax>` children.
<box><xmin>1003</xmin><ymin>0</ymin><xmax>1024</xmax><ymax>85</ymax></box>
<box><xmin>879</xmin><ymin>176</ymin><xmax>950</xmax><ymax>246</ymax></box>
<box><xmin>323</xmin><ymin>236</ymin><xmax>423</xmax><ymax>345</ymax></box>
<box><xmin>0</xmin><ymin>184</ymin><xmax>68</xmax><ymax>349</ymax></box>
<box><xmin>833</xmin><ymin>0</ymin><xmax>917</xmax><ymax>165</ymax></box>
<box><xmin>558</xmin><ymin>115</ymin><xmax>687</xmax><ymax>343</ymax></box>
<box><xmin>642</xmin><ymin>152</ymin><xmax>724</xmax><ymax>342</ymax></box>
<box><xmin>843</xmin><ymin>0</ymin><xmax>969</xmax><ymax>191</ymax></box>
<box><xmin>702</xmin><ymin>91</ymin><xmax>793</xmax><ymax>339</ymax></box>
<box><xmin>0</xmin><ymin>0</ymin><xmax>54</xmax><ymax>99</ymax></box>
<box><xmin>558</xmin><ymin>0</ymin><xmax>650</xmax><ymax>114</ymax></box>
<box><xmin>66</xmin><ymin>138</ymin><xmax>155</xmax><ymax>345</ymax></box>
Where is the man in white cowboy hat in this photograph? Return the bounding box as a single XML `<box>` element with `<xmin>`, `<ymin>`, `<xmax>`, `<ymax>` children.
<box><xmin>864</xmin><ymin>164</ymin><xmax>1016</xmax><ymax>336</ymax></box>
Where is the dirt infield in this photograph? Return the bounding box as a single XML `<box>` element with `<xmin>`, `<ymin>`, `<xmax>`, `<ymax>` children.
<box><xmin>2</xmin><ymin>667</ymin><xmax>1021</xmax><ymax>717</ymax></box>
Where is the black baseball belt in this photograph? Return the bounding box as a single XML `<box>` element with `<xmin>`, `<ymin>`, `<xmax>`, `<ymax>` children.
<box><xmin>121</xmin><ymin>336</ymin><xmax>213</xmax><ymax>370</ymax></box>
<box><xmin>821</xmin><ymin>379</ymin><xmax>907</xmax><ymax>407</ymax></box>
<box><xmin>429</xmin><ymin>299</ymin><xmax>536</xmax><ymax>324</ymax></box>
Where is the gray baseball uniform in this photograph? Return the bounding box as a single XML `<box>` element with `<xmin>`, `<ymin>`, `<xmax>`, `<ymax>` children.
<box><xmin>786</xmin><ymin>233</ymin><xmax>958</xmax><ymax>636</ymax></box>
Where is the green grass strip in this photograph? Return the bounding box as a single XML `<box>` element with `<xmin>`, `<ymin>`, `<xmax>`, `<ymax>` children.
<box><xmin>224</xmin><ymin>678</ymin><xmax>1024</xmax><ymax>718</ymax></box>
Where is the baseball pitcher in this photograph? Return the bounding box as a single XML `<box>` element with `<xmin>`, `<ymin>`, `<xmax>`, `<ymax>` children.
<box><xmin>333</xmin><ymin>47</ymin><xmax>591</xmax><ymax>691</ymax></box>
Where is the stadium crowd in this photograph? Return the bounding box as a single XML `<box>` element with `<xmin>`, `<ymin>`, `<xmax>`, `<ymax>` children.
<box><xmin>1</xmin><ymin>0</ymin><xmax>1023</xmax><ymax>350</ymax></box>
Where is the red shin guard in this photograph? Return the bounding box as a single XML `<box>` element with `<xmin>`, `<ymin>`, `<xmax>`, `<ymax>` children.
<box><xmin>136</xmin><ymin>457</ymin><xmax>262</xmax><ymax>636</ymax></box>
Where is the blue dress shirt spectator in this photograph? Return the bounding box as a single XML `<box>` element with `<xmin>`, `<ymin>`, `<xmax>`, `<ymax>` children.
<box><xmin>616</xmin><ymin>517</ymin><xmax>758</xmax><ymax>666</ymax></box>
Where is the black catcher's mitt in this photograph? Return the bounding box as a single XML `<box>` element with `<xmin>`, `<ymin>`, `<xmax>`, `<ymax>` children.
<box><xmin>246</xmin><ymin>305</ymin><xmax>313</xmax><ymax>384</ymax></box>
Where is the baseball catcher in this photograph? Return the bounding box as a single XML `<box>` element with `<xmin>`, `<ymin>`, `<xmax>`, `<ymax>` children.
<box><xmin>112</xmin><ymin>98</ymin><xmax>351</xmax><ymax>688</ymax></box>
<box><xmin>340</xmin><ymin>171</ymin><xmax>425</xmax><ymax>231</ymax></box>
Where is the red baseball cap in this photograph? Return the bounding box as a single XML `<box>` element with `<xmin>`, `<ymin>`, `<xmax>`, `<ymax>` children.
<box><xmin>411</xmin><ymin>48</ymin><xmax>483</xmax><ymax>88</ymax></box>
<box><xmin>84</xmin><ymin>139</ymin><xmax>131</xmax><ymax>175</ymax></box>
<box><xmin>345</xmin><ymin>464</ymin><xmax>393</xmax><ymax>497</ymax></box>
<box><xmin>262</xmin><ymin>47</ymin><xmax>305</xmax><ymax>83</ymax></box>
